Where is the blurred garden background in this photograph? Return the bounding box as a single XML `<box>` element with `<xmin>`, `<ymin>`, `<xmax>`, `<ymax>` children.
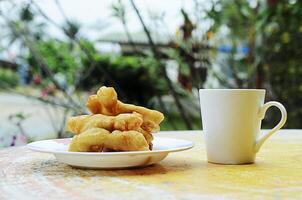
<box><xmin>0</xmin><ymin>0</ymin><xmax>301</xmax><ymax>148</ymax></box>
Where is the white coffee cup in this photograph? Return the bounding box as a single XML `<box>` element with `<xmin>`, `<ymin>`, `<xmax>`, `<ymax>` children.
<box><xmin>199</xmin><ymin>89</ymin><xmax>287</xmax><ymax>164</ymax></box>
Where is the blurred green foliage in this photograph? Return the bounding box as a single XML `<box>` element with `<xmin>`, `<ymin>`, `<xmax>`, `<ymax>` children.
<box><xmin>26</xmin><ymin>39</ymin><xmax>167</xmax><ymax>107</ymax></box>
<box><xmin>206</xmin><ymin>0</ymin><xmax>302</xmax><ymax>128</ymax></box>
<box><xmin>27</xmin><ymin>39</ymin><xmax>79</xmax><ymax>85</ymax></box>
<box><xmin>81</xmin><ymin>54</ymin><xmax>168</xmax><ymax>106</ymax></box>
<box><xmin>262</xmin><ymin>1</ymin><xmax>302</xmax><ymax>128</ymax></box>
<box><xmin>2</xmin><ymin>0</ymin><xmax>301</xmax><ymax>132</ymax></box>
<box><xmin>0</xmin><ymin>68</ymin><xmax>20</xmax><ymax>89</ymax></box>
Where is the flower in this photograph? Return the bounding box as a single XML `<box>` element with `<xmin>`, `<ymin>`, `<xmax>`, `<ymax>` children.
<box><xmin>33</xmin><ymin>75</ymin><xmax>42</xmax><ymax>85</ymax></box>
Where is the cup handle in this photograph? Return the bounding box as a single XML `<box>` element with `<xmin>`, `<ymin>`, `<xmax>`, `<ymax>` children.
<box><xmin>254</xmin><ymin>101</ymin><xmax>287</xmax><ymax>153</ymax></box>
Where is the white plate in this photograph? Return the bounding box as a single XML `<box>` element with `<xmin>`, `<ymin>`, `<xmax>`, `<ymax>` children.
<box><xmin>27</xmin><ymin>137</ymin><xmax>194</xmax><ymax>169</ymax></box>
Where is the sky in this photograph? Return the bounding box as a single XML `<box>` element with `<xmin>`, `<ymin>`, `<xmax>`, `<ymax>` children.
<box><xmin>0</xmin><ymin>0</ymin><xmax>212</xmax><ymax>58</ymax></box>
<box><xmin>34</xmin><ymin>0</ymin><xmax>210</xmax><ymax>40</ymax></box>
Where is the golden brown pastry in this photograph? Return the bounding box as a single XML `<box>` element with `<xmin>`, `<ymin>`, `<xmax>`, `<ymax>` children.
<box><xmin>86</xmin><ymin>86</ymin><xmax>164</xmax><ymax>132</ymax></box>
<box><xmin>66</xmin><ymin>112</ymin><xmax>143</xmax><ymax>134</ymax></box>
<box><xmin>67</xmin><ymin>86</ymin><xmax>164</xmax><ymax>152</ymax></box>
<box><xmin>68</xmin><ymin>128</ymin><xmax>149</xmax><ymax>152</ymax></box>
<box><xmin>136</xmin><ymin>127</ymin><xmax>153</xmax><ymax>145</ymax></box>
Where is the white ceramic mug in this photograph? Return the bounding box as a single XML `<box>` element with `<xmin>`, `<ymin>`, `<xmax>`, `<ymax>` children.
<box><xmin>199</xmin><ymin>89</ymin><xmax>287</xmax><ymax>164</ymax></box>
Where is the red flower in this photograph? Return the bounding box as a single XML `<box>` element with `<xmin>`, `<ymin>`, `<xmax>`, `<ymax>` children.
<box><xmin>41</xmin><ymin>88</ymin><xmax>49</xmax><ymax>97</ymax></box>
<box><xmin>41</xmin><ymin>85</ymin><xmax>56</xmax><ymax>97</ymax></box>
<box><xmin>33</xmin><ymin>75</ymin><xmax>42</xmax><ymax>85</ymax></box>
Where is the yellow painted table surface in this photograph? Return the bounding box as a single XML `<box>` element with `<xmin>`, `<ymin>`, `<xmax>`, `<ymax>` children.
<box><xmin>0</xmin><ymin>130</ymin><xmax>302</xmax><ymax>200</ymax></box>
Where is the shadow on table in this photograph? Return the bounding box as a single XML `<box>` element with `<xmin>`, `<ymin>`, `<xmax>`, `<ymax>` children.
<box><xmin>29</xmin><ymin>156</ymin><xmax>271</xmax><ymax>179</ymax></box>
<box><xmin>29</xmin><ymin>157</ymin><xmax>205</xmax><ymax>177</ymax></box>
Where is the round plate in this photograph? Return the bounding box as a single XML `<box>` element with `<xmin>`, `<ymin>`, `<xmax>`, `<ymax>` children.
<box><xmin>27</xmin><ymin>137</ymin><xmax>194</xmax><ymax>169</ymax></box>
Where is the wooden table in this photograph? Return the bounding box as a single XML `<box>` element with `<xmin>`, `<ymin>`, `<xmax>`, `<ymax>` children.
<box><xmin>0</xmin><ymin>130</ymin><xmax>302</xmax><ymax>200</ymax></box>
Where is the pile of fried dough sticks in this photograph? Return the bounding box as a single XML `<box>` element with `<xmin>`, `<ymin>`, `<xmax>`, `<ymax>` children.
<box><xmin>67</xmin><ymin>86</ymin><xmax>164</xmax><ymax>152</ymax></box>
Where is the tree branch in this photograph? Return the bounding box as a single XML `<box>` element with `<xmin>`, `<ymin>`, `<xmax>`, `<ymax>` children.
<box><xmin>129</xmin><ymin>0</ymin><xmax>192</xmax><ymax>129</ymax></box>
<box><xmin>31</xmin><ymin>0</ymin><xmax>127</xmax><ymax>99</ymax></box>
<box><xmin>12</xmin><ymin>90</ymin><xmax>81</xmax><ymax>111</ymax></box>
<box><xmin>0</xmin><ymin>12</ymin><xmax>86</xmax><ymax>113</ymax></box>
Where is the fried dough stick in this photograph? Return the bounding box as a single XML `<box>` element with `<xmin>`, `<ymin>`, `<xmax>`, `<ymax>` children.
<box><xmin>68</xmin><ymin>128</ymin><xmax>149</xmax><ymax>152</ymax></box>
<box><xmin>67</xmin><ymin>113</ymin><xmax>153</xmax><ymax>147</ymax></box>
<box><xmin>86</xmin><ymin>86</ymin><xmax>164</xmax><ymax>132</ymax></box>
<box><xmin>67</xmin><ymin>113</ymin><xmax>143</xmax><ymax>134</ymax></box>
